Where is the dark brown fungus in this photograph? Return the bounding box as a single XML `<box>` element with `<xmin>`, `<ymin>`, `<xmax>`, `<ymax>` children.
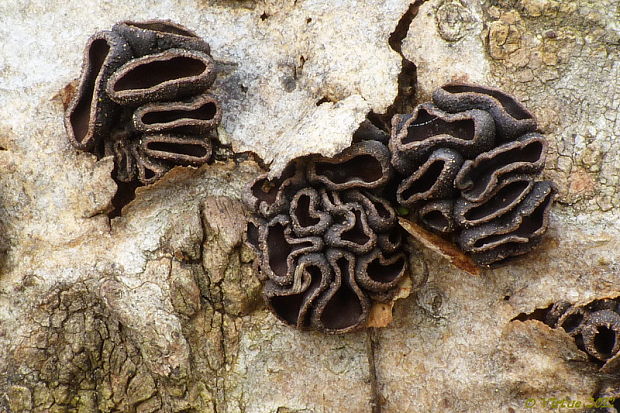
<box><xmin>377</xmin><ymin>228</ymin><xmax>403</xmax><ymax>253</ymax></box>
<box><xmin>259</xmin><ymin>215</ymin><xmax>323</xmax><ymax>286</ymax></box>
<box><xmin>537</xmin><ymin>298</ymin><xmax>620</xmax><ymax>369</ymax></box>
<box><xmin>133</xmin><ymin>145</ymin><xmax>169</xmax><ymax>186</ymax></box>
<box><xmin>581</xmin><ymin>310</ymin><xmax>620</xmax><ymax>361</ymax></box>
<box><xmin>106</xmin><ymin>48</ymin><xmax>215</xmax><ymax>106</ymax></box>
<box><xmin>355</xmin><ymin>249</ymin><xmax>407</xmax><ymax>296</ymax></box>
<box><xmin>324</xmin><ymin>202</ymin><xmax>377</xmax><ymax>255</ymax></box>
<box><xmin>112</xmin><ymin>20</ymin><xmax>211</xmax><ymax>56</ymax></box>
<box><xmin>432</xmin><ymin>82</ymin><xmax>537</xmax><ymax>141</ymax></box>
<box><xmin>141</xmin><ymin>134</ymin><xmax>212</xmax><ymax>165</ymax></box>
<box><xmin>307</xmin><ymin>140</ymin><xmax>392</xmax><ymax>190</ymax></box>
<box><xmin>390</xmin><ymin>83</ymin><xmax>554</xmax><ymax>266</ymax></box>
<box><xmin>454</xmin><ymin>174</ymin><xmax>535</xmax><ymax>228</ymax></box>
<box><xmin>132</xmin><ymin>93</ymin><xmax>221</xmax><ymax>134</ymax></box>
<box><xmin>107</xmin><ymin>138</ymin><xmax>138</xmax><ymax>183</ymax></box>
<box><xmin>517</xmin><ymin>297</ymin><xmax>620</xmax><ymax>366</ymax></box>
<box><xmin>396</xmin><ymin>148</ymin><xmax>463</xmax><ymax>207</ymax></box>
<box><xmin>245</xmin><ymin>217</ymin><xmax>264</xmax><ymax>255</ymax></box>
<box><xmin>587</xmin><ymin>299</ymin><xmax>620</xmax><ymax>313</ymax></box>
<box><xmin>556</xmin><ymin>305</ymin><xmax>588</xmax><ymax>337</ymax></box>
<box><xmin>353</xmin><ymin>119</ymin><xmax>390</xmax><ymax>143</ymax></box>
<box><xmin>246</xmin><ymin>141</ymin><xmax>407</xmax><ymax>333</ymax></box>
<box><xmin>248</xmin><ymin>160</ymin><xmax>306</xmax><ymax>218</ymax></box>
<box><xmin>458</xmin><ymin>181</ymin><xmax>556</xmax><ymax>265</ymax></box>
<box><xmin>341</xmin><ymin>190</ymin><xmax>396</xmax><ymax>233</ymax></box>
<box><xmin>389</xmin><ymin>103</ymin><xmax>495</xmax><ymax>173</ymax></box>
<box><xmin>314</xmin><ymin>250</ymin><xmax>370</xmax><ymax>333</ymax></box>
<box><xmin>65</xmin><ymin>30</ymin><xmax>132</xmax><ymax>150</ymax></box>
<box><xmin>544</xmin><ymin>300</ymin><xmax>572</xmax><ymax>328</ymax></box>
<box><xmin>455</xmin><ymin>133</ymin><xmax>547</xmax><ymax>203</ymax></box>
<box><xmin>289</xmin><ymin>187</ymin><xmax>332</xmax><ymax>237</ymax></box>
<box><xmin>263</xmin><ymin>253</ymin><xmax>332</xmax><ymax>329</ymax></box>
<box><xmin>65</xmin><ymin>21</ymin><xmax>220</xmax><ymax>188</ymax></box>
<box><xmin>417</xmin><ymin>199</ymin><xmax>455</xmax><ymax>233</ymax></box>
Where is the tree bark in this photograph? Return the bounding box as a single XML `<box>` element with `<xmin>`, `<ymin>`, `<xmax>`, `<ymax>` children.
<box><xmin>0</xmin><ymin>0</ymin><xmax>618</xmax><ymax>412</ymax></box>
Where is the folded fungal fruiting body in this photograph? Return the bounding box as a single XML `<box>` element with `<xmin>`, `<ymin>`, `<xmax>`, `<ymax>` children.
<box><xmin>246</xmin><ymin>141</ymin><xmax>408</xmax><ymax>334</ymax></box>
<box><xmin>543</xmin><ymin>299</ymin><xmax>620</xmax><ymax>370</ymax></box>
<box><xmin>65</xmin><ymin>20</ymin><xmax>221</xmax><ymax>185</ymax></box>
<box><xmin>390</xmin><ymin>83</ymin><xmax>556</xmax><ymax>266</ymax></box>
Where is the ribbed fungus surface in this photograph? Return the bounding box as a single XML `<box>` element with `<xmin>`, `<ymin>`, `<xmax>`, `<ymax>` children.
<box><xmin>391</xmin><ymin>83</ymin><xmax>556</xmax><ymax>266</ymax></box>
<box><xmin>432</xmin><ymin>82</ymin><xmax>537</xmax><ymax>141</ymax></box>
<box><xmin>64</xmin><ymin>20</ymin><xmax>220</xmax><ymax>186</ymax></box>
<box><xmin>246</xmin><ymin>141</ymin><xmax>408</xmax><ymax>333</ymax></box>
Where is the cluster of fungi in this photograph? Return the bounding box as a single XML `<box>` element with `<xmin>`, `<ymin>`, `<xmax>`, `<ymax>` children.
<box><xmin>64</xmin><ymin>20</ymin><xmax>221</xmax><ymax>185</ymax></box>
<box><xmin>542</xmin><ymin>298</ymin><xmax>620</xmax><ymax>369</ymax></box>
<box><xmin>246</xmin><ymin>141</ymin><xmax>408</xmax><ymax>334</ymax></box>
<box><xmin>390</xmin><ymin>84</ymin><xmax>556</xmax><ymax>267</ymax></box>
<box><xmin>247</xmin><ymin>84</ymin><xmax>557</xmax><ymax>333</ymax></box>
<box><xmin>63</xmin><ymin>25</ymin><xmax>558</xmax><ymax>333</ymax></box>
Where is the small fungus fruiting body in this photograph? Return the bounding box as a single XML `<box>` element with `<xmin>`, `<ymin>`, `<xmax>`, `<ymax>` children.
<box><xmin>543</xmin><ymin>299</ymin><xmax>620</xmax><ymax>368</ymax></box>
<box><xmin>391</xmin><ymin>83</ymin><xmax>556</xmax><ymax>266</ymax></box>
<box><xmin>246</xmin><ymin>141</ymin><xmax>408</xmax><ymax>334</ymax></box>
<box><xmin>65</xmin><ymin>20</ymin><xmax>220</xmax><ymax>185</ymax></box>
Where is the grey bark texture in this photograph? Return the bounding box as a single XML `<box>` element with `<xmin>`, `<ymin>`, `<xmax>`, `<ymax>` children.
<box><xmin>0</xmin><ymin>0</ymin><xmax>619</xmax><ymax>412</ymax></box>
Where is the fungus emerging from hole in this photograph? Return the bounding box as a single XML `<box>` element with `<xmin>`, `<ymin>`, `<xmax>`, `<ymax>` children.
<box><xmin>64</xmin><ymin>20</ymin><xmax>220</xmax><ymax>188</ymax></box>
<box><xmin>522</xmin><ymin>298</ymin><xmax>620</xmax><ymax>370</ymax></box>
<box><xmin>246</xmin><ymin>141</ymin><xmax>408</xmax><ymax>334</ymax></box>
<box><xmin>390</xmin><ymin>83</ymin><xmax>556</xmax><ymax>266</ymax></box>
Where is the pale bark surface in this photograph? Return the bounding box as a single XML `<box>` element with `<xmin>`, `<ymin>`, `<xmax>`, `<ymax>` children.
<box><xmin>0</xmin><ymin>0</ymin><xmax>618</xmax><ymax>412</ymax></box>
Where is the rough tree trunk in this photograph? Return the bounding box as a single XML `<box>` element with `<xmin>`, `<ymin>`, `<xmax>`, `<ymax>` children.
<box><xmin>0</xmin><ymin>0</ymin><xmax>619</xmax><ymax>412</ymax></box>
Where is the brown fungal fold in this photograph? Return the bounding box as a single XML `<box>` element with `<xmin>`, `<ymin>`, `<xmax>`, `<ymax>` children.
<box><xmin>132</xmin><ymin>93</ymin><xmax>221</xmax><ymax>134</ymax></box>
<box><xmin>556</xmin><ymin>305</ymin><xmax>588</xmax><ymax>337</ymax></box>
<box><xmin>396</xmin><ymin>148</ymin><xmax>463</xmax><ymax>207</ymax></box>
<box><xmin>432</xmin><ymin>82</ymin><xmax>537</xmax><ymax>141</ymax></box>
<box><xmin>106</xmin><ymin>48</ymin><xmax>216</xmax><ymax>106</ymax></box>
<box><xmin>581</xmin><ymin>310</ymin><xmax>620</xmax><ymax>361</ymax></box>
<box><xmin>65</xmin><ymin>21</ymin><xmax>220</xmax><ymax>186</ymax></box>
<box><xmin>314</xmin><ymin>250</ymin><xmax>370</xmax><ymax>333</ymax></box>
<box><xmin>133</xmin><ymin>145</ymin><xmax>169</xmax><ymax>186</ymax></box>
<box><xmin>455</xmin><ymin>133</ymin><xmax>547</xmax><ymax>203</ymax></box>
<box><xmin>458</xmin><ymin>181</ymin><xmax>556</xmax><ymax>265</ymax></box>
<box><xmin>417</xmin><ymin>199</ymin><xmax>455</xmax><ymax>233</ymax></box>
<box><xmin>65</xmin><ymin>30</ymin><xmax>132</xmax><ymax>150</ymax></box>
<box><xmin>259</xmin><ymin>215</ymin><xmax>323</xmax><ymax>286</ymax></box>
<box><xmin>453</xmin><ymin>174</ymin><xmax>535</xmax><ymax>228</ymax></box>
<box><xmin>112</xmin><ymin>20</ymin><xmax>211</xmax><ymax>56</ymax></box>
<box><xmin>307</xmin><ymin>140</ymin><xmax>392</xmax><ymax>190</ymax></box>
<box><xmin>141</xmin><ymin>134</ymin><xmax>212</xmax><ymax>165</ymax></box>
<box><xmin>263</xmin><ymin>253</ymin><xmax>332</xmax><ymax>329</ymax></box>
<box><xmin>389</xmin><ymin>103</ymin><xmax>495</xmax><ymax>173</ymax></box>
<box><xmin>246</xmin><ymin>141</ymin><xmax>407</xmax><ymax>333</ymax></box>
<box><xmin>355</xmin><ymin>249</ymin><xmax>407</xmax><ymax>295</ymax></box>
<box><xmin>248</xmin><ymin>160</ymin><xmax>306</xmax><ymax>218</ymax></box>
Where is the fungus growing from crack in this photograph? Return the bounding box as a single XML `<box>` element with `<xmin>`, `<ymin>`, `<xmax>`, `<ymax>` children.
<box><xmin>391</xmin><ymin>83</ymin><xmax>556</xmax><ymax>266</ymax></box>
<box><xmin>64</xmin><ymin>20</ymin><xmax>220</xmax><ymax>187</ymax></box>
<box><xmin>522</xmin><ymin>298</ymin><xmax>620</xmax><ymax>370</ymax></box>
<box><xmin>246</xmin><ymin>141</ymin><xmax>408</xmax><ymax>334</ymax></box>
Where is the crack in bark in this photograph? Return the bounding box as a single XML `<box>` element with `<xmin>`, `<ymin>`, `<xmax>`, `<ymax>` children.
<box><xmin>367</xmin><ymin>328</ymin><xmax>381</xmax><ymax>413</ymax></box>
<box><xmin>362</xmin><ymin>3</ymin><xmax>429</xmax><ymax>412</ymax></box>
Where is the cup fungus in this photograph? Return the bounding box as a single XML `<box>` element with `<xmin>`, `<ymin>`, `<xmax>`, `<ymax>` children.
<box><xmin>391</xmin><ymin>83</ymin><xmax>556</xmax><ymax>266</ymax></box>
<box><xmin>64</xmin><ymin>20</ymin><xmax>220</xmax><ymax>185</ymax></box>
<box><xmin>541</xmin><ymin>299</ymin><xmax>620</xmax><ymax>368</ymax></box>
<box><xmin>246</xmin><ymin>141</ymin><xmax>408</xmax><ymax>334</ymax></box>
